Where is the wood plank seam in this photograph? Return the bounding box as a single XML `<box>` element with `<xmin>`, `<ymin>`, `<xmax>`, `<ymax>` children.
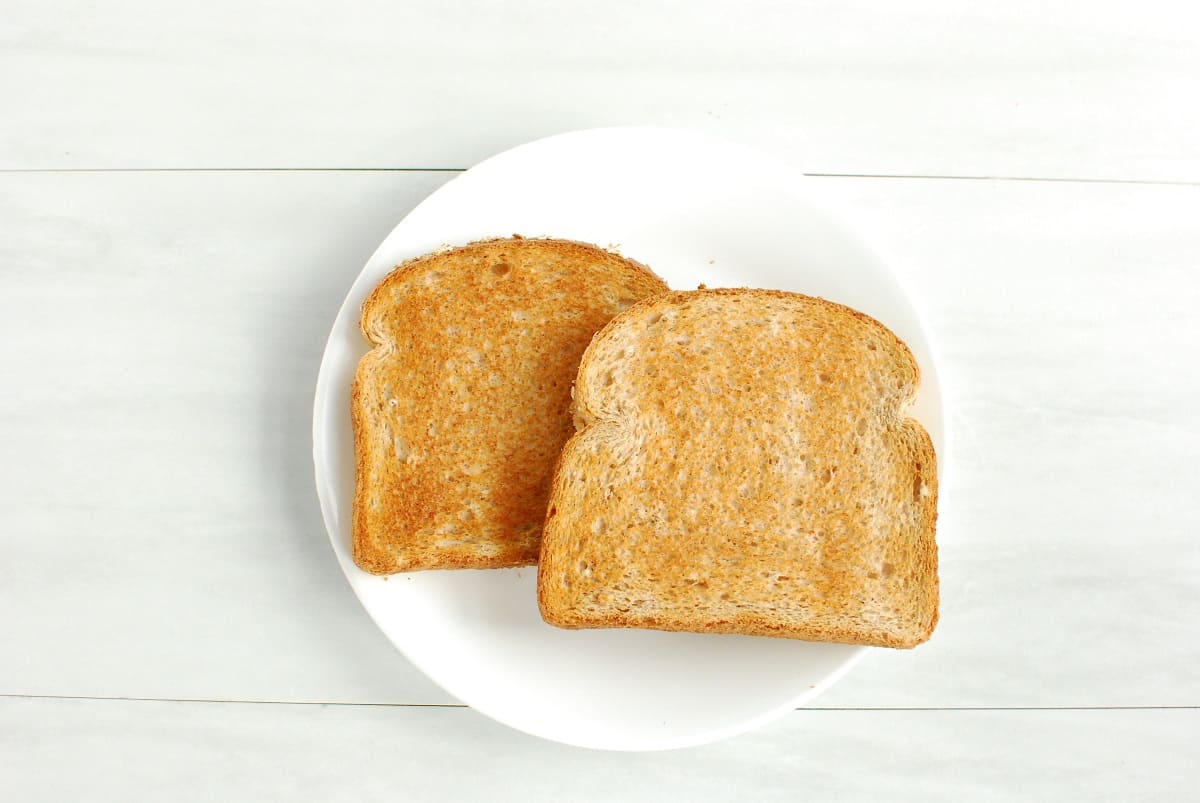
<box><xmin>1</xmin><ymin>169</ymin><xmax>1198</xmax><ymax>187</ymax></box>
<box><xmin>3</xmin><ymin>695</ymin><xmax>1197</xmax><ymax>712</ymax></box>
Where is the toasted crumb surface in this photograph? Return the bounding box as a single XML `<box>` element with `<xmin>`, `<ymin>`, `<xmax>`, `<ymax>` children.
<box><xmin>537</xmin><ymin>288</ymin><xmax>938</xmax><ymax>648</ymax></box>
<box><xmin>352</xmin><ymin>237</ymin><xmax>668</xmax><ymax>573</ymax></box>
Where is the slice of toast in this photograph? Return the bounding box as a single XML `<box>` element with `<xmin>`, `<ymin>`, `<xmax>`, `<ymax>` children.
<box><xmin>351</xmin><ymin>237</ymin><xmax>668</xmax><ymax>574</ymax></box>
<box><xmin>537</xmin><ymin>288</ymin><xmax>938</xmax><ymax>648</ymax></box>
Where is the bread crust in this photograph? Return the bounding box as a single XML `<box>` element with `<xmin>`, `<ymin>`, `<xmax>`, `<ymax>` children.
<box><xmin>537</xmin><ymin>289</ymin><xmax>939</xmax><ymax>648</ymax></box>
<box><xmin>351</xmin><ymin>237</ymin><xmax>668</xmax><ymax>573</ymax></box>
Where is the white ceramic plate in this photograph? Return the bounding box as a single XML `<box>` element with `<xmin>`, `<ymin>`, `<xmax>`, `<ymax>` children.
<box><xmin>313</xmin><ymin>127</ymin><xmax>947</xmax><ymax>751</ymax></box>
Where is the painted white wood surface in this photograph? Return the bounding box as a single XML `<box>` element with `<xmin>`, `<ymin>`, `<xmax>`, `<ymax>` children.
<box><xmin>1</xmin><ymin>697</ymin><xmax>1194</xmax><ymax>801</ymax></box>
<box><xmin>4</xmin><ymin>0</ymin><xmax>1200</xmax><ymax>793</ymax></box>
<box><xmin>2</xmin><ymin>0</ymin><xmax>1198</xmax><ymax>181</ymax></box>
<box><xmin>2</xmin><ymin>171</ymin><xmax>1197</xmax><ymax>713</ymax></box>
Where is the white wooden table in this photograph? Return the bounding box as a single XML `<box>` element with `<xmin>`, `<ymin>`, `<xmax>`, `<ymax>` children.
<box><xmin>3</xmin><ymin>2</ymin><xmax>1198</xmax><ymax>799</ymax></box>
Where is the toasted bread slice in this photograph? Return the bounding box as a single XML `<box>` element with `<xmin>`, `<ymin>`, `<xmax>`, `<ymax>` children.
<box><xmin>351</xmin><ymin>237</ymin><xmax>667</xmax><ymax>574</ymax></box>
<box><xmin>538</xmin><ymin>288</ymin><xmax>938</xmax><ymax>647</ymax></box>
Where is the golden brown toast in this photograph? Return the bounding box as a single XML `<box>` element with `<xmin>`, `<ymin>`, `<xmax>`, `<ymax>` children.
<box><xmin>537</xmin><ymin>288</ymin><xmax>938</xmax><ymax>647</ymax></box>
<box><xmin>352</xmin><ymin>237</ymin><xmax>668</xmax><ymax>573</ymax></box>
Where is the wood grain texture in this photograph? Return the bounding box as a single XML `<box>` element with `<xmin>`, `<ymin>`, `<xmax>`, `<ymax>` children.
<box><xmin>1</xmin><ymin>697</ymin><xmax>1195</xmax><ymax>801</ymax></box>
<box><xmin>0</xmin><ymin>170</ymin><xmax>456</xmax><ymax>705</ymax></box>
<box><xmin>1</xmin><ymin>171</ymin><xmax>1197</xmax><ymax>712</ymax></box>
<box><xmin>2</xmin><ymin>0</ymin><xmax>1198</xmax><ymax>180</ymax></box>
<box><xmin>5</xmin><ymin>0</ymin><xmax>1199</xmax><ymax>787</ymax></box>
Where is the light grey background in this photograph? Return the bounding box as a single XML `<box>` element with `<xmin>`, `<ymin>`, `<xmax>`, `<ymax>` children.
<box><xmin>2</xmin><ymin>1</ymin><xmax>1197</xmax><ymax>799</ymax></box>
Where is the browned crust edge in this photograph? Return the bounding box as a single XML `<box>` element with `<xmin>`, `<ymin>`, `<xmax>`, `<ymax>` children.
<box><xmin>350</xmin><ymin>236</ymin><xmax>668</xmax><ymax>574</ymax></box>
<box><xmin>536</xmin><ymin>287</ymin><xmax>939</xmax><ymax>647</ymax></box>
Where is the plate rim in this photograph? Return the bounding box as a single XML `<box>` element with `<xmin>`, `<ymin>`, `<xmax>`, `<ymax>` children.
<box><xmin>312</xmin><ymin>126</ymin><xmax>950</xmax><ymax>750</ymax></box>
